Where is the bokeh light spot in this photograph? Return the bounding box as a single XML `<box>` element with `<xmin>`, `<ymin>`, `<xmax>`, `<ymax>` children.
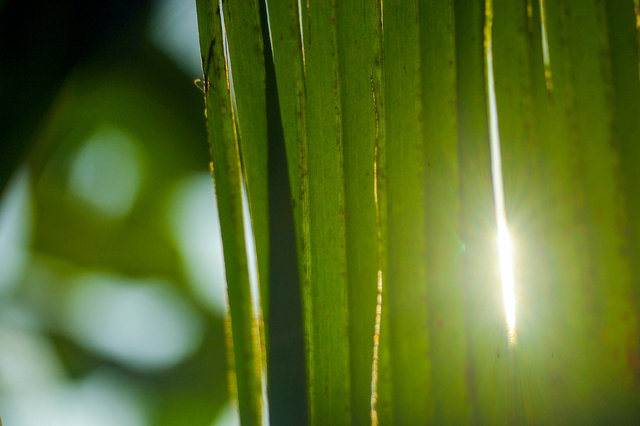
<box><xmin>64</xmin><ymin>274</ymin><xmax>203</xmax><ymax>371</ymax></box>
<box><xmin>69</xmin><ymin>128</ymin><xmax>142</xmax><ymax>218</ymax></box>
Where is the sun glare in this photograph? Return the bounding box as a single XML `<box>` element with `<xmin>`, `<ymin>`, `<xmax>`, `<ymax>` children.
<box><xmin>485</xmin><ymin>0</ymin><xmax>517</xmax><ymax>343</ymax></box>
<box><xmin>497</xmin><ymin>220</ymin><xmax>516</xmax><ymax>343</ymax></box>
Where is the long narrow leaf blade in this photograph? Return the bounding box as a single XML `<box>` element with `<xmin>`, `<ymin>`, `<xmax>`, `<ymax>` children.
<box><xmin>383</xmin><ymin>0</ymin><xmax>432</xmax><ymax>422</ymax></box>
<box><xmin>304</xmin><ymin>0</ymin><xmax>352</xmax><ymax>422</ymax></box>
<box><xmin>222</xmin><ymin>0</ymin><xmax>270</xmax><ymax>333</ymax></box>
<box><xmin>419</xmin><ymin>0</ymin><xmax>472</xmax><ymax>422</ymax></box>
<box><xmin>264</xmin><ymin>1</ymin><xmax>314</xmax><ymax>421</ymax></box>
<box><xmin>336</xmin><ymin>0</ymin><xmax>383</xmax><ymax>423</ymax></box>
<box><xmin>454</xmin><ymin>0</ymin><xmax>501</xmax><ymax>423</ymax></box>
<box><xmin>195</xmin><ymin>1</ymin><xmax>263</xmax><ymax>424</ymax></box>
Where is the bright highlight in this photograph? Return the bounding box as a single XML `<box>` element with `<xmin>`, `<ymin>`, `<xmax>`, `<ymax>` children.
<box><xmin>485</xmin><ymin>0</ymin><xmax>517</xmax><ymax>343</ymax></box>
<box><xmin>497</xmin><ymin>220</ymin><xmax>516</xmax><ymax>343</ymax></box>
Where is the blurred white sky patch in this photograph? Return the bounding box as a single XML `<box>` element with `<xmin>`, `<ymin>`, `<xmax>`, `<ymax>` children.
<box><xmin>169</xmin><ymin>174</ymin><xmax>228</xmax><ymax>315</ymax></box>
<box><xmin>0</xmin><ymin>320</ymin><xmax>147</xmax><ymax>426</ymax></box>
<box><xmin>0</xmin><ymin>369</ymin><xmax>147</xmax><ymax>426</ymax></box>
<box><xmin>63</xmin><ymin>274</ymin><xmax>203</xmax><ymax>371</ymax></box>
<box><xmin>69</xmin><ymin>128</ymin><xmax>142</xmax><ymax>218</ymax></box>
<box><xmin>150</xmin><ymin>0</ymin><xmax>203</xmax><ymax>77</ymax></box>
<box><xmin>0</xmin><ymin>170</ymin><xmax>32</xmax><ymax>295</ymax></box>
<box><xmin>0</xmin><ymin>320</ymin><xmax>63</xmax><ymax>394</ymax></box>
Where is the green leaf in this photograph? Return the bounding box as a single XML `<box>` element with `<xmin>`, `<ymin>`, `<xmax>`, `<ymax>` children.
<box><xmin>531</xmin><ymin>0</ymin><xmax>639</xmax><ymax>420</ymax></box>
<box><xmin>454</xmin><ymin>0</ymin><xmax>501</xmax><ymax>424</ymax></box>
<box><xmin>195</xmin><ymin>1</ymin><xmax>263</xmax><ymax>424</ymax></box>
<box><xmin>261</xmin><ymin>0</ymin><xmax>310</xmax><ymax>423</ymax></box>
<box><xmin>490</xmin><ymin>0</ymin><xmax>640</xmax><ymax>422</ymax></box>
<box><xmin>419</xmin><ymin>0</ymin><xmax>472</xmax><ymax>422</ymax></box>
<box><xmin>336</xmin><ymin>0</ymin><xmax>383</xmax><ymax>423</ymax></box>
<box><xmin>222</xmin><ymin>0</ymin><xmax>270</xmax><ymax>335</ymax></box>
<box><xmin>382</xmin><ymin>0</ymin><xmax>431</xmax><ymax>422</ymax></box>
<box><xmin>491</xmin><ymin>0</ymin><xmax>553</xmax><ymax>422</ymax></box>
<box><xmin>264</xmin><ymin>0</ymin><xmax>307</xmax><ymax>260</ymax></box>
<box><xmin>382</xmin><ymin>1</ymin><xmax>476</xmax><ymax>423</ymax></box>
<box><xmin>264</xmin><ymin>1</ymin><xmax>315</xmax><ymax>421</ymax></box>
<box><xmin>199</xmin><ymin>0</ymin><xmax>640</xmax><ymax>422</ymax></box>
<box><xmin>303</xmin><ymin>0</ymin><xmax>352</xmax><ymax>422</ymax></box>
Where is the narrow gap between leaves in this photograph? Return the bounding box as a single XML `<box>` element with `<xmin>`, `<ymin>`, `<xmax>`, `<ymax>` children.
<box><xmin>370</xmin><ymin>145</ymin><xmax>383</xmax><ymax>424</ymax></box>
<box><xmin>635</xmin><ymin>0</ymin><xmax>640</xmax><ymax>80</ymax></box>
<box><xmin>369</xmin><ymin>67</ymin><xmax>384</xmax><ymax>425</ymax></box>
<box><xmin>263</xmin><ymin>0</ymin><xmax>274</xmax><ymax>55</ymax></box>
<box><xmin>297</xmin><ymin>0</ymin><xmax>306</xmax><ymax>73</ymax></box>
<box><xmin>484</xmin><ymin>0</ymin><xmax>517</xmax><ymax>344</ymax></box>
<box><xmin>537</xmin><ymin>0</ymin><xmax>554</xmax><ymax>92</ymax></box>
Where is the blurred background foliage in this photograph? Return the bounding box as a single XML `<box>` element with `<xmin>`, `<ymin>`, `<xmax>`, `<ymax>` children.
<box><xmin>0</xmin><ymin>0</ymin><xmax>237</xmax><ymax>424</ymax></box>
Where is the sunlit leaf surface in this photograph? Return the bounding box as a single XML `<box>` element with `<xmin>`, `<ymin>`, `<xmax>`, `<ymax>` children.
<box><xmin>196</xmin><ymin>0</ymin><xmax>640</xmax><ymax>422</ymax></box>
